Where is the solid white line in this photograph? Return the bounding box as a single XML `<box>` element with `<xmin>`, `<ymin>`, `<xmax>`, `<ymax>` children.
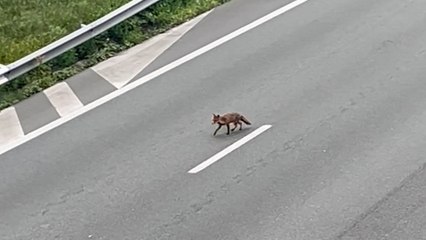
<box><xmin>92</xmin><ymin>9</ymin><xmax>213</xmax><ymax>89</ymax></box>
<box><xmin>0</xmin><ymin>0</ymin><xmax>309</xmax><ymax>156</ymax></box>
<box><xmin>0</xmin><ymin>107</ymin><xmax>24</xmax><ymax>146</ymax></box>
<box><xmin>43</xmin><ymin>82</ymin><xmax>84</xmax><ymax>117</ymax></box>
<box><xmin>188</xmin><ymin>125</ymin><xmax>272</xmax><ymax>174</ymax></box>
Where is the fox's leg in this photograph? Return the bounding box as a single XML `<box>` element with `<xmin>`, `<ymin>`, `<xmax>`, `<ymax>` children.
<box><xmin>231</xmin><ymin>122</ymin><xmax>238</xmax><ymax>131</ymax></box>
<box><xmin>239</xmin><ymin>122</ymin><xmax>243</xmax><ymax>130</ymax></box>
<box><xmin>214</xmin><ymin>124</ymin><xmax>222</xmax><ymax>136</ymax></box>
<box><xmin>226</xmin><ymin>124</ymin><xmax>230</xmax><ymax>135</ymax></box>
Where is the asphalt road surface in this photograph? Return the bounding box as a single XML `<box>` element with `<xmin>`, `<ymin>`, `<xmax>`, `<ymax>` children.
<box><xmin>2</xmin><ymin>0</ymin><xmax>426</xmax><ymax>239</ymax></box>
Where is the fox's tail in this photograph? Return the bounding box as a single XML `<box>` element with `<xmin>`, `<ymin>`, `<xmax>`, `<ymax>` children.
<box><xmin>240</xmin><ymin>115</ymin><xmax>251</xmax><ymax>125</ymax></box>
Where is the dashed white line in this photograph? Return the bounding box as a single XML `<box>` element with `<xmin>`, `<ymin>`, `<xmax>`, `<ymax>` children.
<box><xmin>0</xmin><ymin>0</ymin><xmax>308</xmax><ymax>156</ymax></box>
<box><xmin>188</xmin><ymin>125</ymin><xmax>272</xmax><ymax>174</ymax></box>
<box><xmin>43</xmin><ymin>82</ymin><xmax>84</xmax><ymax>117</ymax></box>
<box><xmin>0</xmin><ymin>107</ymin><xmax>24</xmax><ymax>146</ymax></box>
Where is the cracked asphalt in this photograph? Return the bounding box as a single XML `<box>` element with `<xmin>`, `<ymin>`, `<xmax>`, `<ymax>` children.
<box><xmin>2</xmin><ymin>0</ymin><xmax>426</xmax><ymax>239</ymax></box>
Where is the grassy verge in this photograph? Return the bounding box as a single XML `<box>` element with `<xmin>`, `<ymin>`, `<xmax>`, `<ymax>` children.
<box><xmin>0</xmin><ymin>0</ymin><xmax>133</xmax><ymax>64</ymax></box>
<box><xmin>0</xmin><ymin>0</ymin><xmax>230</xmax><ymax>110</ymax></box>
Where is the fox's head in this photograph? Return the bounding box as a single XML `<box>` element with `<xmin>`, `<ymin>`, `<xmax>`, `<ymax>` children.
<box><xmin>212</xmin><ymin>114</ymin><xmax>220</xmax><ymax>125</ymax></box>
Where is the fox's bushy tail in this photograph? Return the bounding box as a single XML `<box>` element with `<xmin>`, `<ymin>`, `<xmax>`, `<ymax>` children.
<box><xmin>240</xmin><ymin>115</ymin><xmax>251</xmax><ymax>125</ymax></box>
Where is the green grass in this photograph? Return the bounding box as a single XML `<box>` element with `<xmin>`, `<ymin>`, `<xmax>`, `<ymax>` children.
<box><xmin>0</xmin><ymin>0</ymin><xmax>230</xmax><ymax>110</ymax></box>
<box><xmin>0</xmin><ymin>0</ymin><xmax>133</xmax><ymax>64</ymax></box>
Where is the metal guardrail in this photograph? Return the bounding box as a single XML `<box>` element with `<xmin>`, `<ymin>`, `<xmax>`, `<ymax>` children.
<box><xmin>0</xmin><ymin>0</ymin><xmax>161</xmax><ymax>85</ymax></box>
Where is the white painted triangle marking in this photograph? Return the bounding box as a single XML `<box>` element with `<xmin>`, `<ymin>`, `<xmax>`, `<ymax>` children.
<box><xmin>0</xmin><ymin>106</ymin><xmax>24</xmax><ymax>146</ymax></box>
<box><xmin>43</xmin><ymin>82</ymin><xmax>84</xmax><ymax>117</ymax></box>
<box><xmin>92</xmin><ymin>9</ymin><xmax>213</xmax><ymax>89</ymax></box>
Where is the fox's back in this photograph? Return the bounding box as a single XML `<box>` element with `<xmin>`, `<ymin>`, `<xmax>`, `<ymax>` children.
<box><xmin>219</xmin><ymin>112</ymin><xmax>241</xmax><ymax>122</ymax></box>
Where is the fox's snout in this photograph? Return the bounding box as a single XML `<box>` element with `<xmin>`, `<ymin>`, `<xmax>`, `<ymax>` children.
<box><xmin>212</xmin><ymin>114</ymin><xmax>219</xmax><ymax>125</ymax></box>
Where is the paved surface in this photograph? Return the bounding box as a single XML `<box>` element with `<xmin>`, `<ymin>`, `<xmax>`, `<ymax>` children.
<box><xmin>133</xmin><ymin>0</ymin><xmax>295</xmax><ymax>78</ymax></box>
<box><xmin>339</xmin><ymin>163</ymin><xmax>426</xmax><ymax>240</ymax></box>
<box><xmin>2</xmin><ymin>0</ymin><xmax>426</xmax><ymax>239</ymax></box>
<box><xmin>0</xmin><ymin>7</ymin><xmax>212</xmax><ymax>145</ymax></box>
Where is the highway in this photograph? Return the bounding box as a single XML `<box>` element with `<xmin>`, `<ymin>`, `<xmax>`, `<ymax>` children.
<box><xmin>2</xmin><ymin>0</ymin><xmax>426</xmax><ymax>239</ymax></box>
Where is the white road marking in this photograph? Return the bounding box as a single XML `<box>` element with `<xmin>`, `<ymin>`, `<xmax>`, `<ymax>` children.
<box><xmin>188</xmin><ymin>125</ymin><xmax>272</xmax><ymax>174</ymax></box>
<box><xmin>93</xmin><ymin>9</ymin><xmax>213</xmax><ymax>89</ymax></box>
<box><xmin>43</xmin><ymin>82</ymin><xmax>84</xmax><ymax>117</ymax></box>
<box><xmin>0</xmin><ymin>0</ymin><xmax>309</xmax><ymax>156</ymax></box>
<box><xmin>0</xmin><ymin>107</ymin><xmax>24</xmax><ymax>146</ymax></box>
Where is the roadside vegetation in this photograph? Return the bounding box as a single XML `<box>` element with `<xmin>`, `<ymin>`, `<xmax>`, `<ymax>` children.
<box><xmin>0</xmin><ymin>0</ymin><xmax>229</xmax><ymax>110</ymax></box>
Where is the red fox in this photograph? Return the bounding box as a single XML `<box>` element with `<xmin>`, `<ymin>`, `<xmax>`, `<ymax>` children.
<box><xmin>211</xmin><ymin>112</ymin><xmax>252</xmax><ymax>136</ymax></box>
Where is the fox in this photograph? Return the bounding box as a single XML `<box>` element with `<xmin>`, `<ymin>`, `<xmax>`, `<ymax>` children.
<box><xmin>211</xmin><ymin>112</ymin><xmax>252</xmax><ymax>136</ymax></box>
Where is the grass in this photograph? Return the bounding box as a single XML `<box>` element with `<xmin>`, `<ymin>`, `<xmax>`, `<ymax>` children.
<box><xmin>0</xmin><ymin>0</ymin><xmax>230</xmax><ymax>110</ymax></box>
<box><xmin>0</xmin><ymin>0</ymin><xmax>132</xmax><ymax>64</ymax></box>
